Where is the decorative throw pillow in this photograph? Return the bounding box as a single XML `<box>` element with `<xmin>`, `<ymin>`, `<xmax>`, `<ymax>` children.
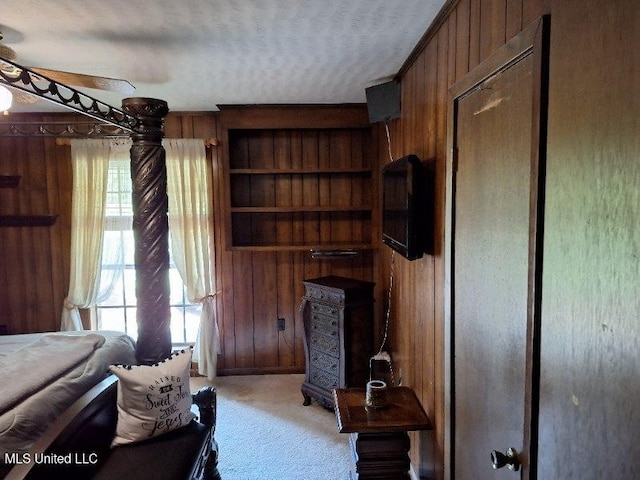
<box><xmin>109</xmin><ymin>347</ymin><xmax>196</xmax><ymax>447</ymax></box>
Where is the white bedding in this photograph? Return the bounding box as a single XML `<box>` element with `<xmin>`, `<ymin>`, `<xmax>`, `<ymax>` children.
<box><xmin>0</xmin><ymin>330</ymin><xmax>136</xmax><ymax>459</ymax></box>
<box><xmin>0</xmin><ymin>333</ymin><xmax>106</xmax><ymax>414</ymax></box>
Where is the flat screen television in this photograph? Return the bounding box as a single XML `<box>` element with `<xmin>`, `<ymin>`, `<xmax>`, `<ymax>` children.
<box><xmin>381</xmin><ymin>154</ymin><xmax>426</xmax><ymax>260</ymax></box>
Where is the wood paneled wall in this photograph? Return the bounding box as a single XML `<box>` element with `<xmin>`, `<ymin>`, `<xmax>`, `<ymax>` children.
<box><xmin>0</xmin><ymin>114</ymin><xmax>76</xmax><ymax>334</ymax></box>
<box><xmin>0</xmin><ymin>109</ymin><xmax>378</xmax><ymax>377</ymax></box>
<box><xmin>380</xmin><ymin>0</ymin><xmax>546</xmax><ymax>477</ymax></box>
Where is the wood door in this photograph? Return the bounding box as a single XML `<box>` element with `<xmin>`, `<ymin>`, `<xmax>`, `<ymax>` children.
<box><xmin>448</xmin><ymin>17</ymin><xmax>549</xmax><ymax>479</ymax></box>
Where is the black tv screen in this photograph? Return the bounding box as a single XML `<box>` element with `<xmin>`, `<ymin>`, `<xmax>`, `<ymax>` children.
<box><xmin>382</xmin><ymin>154</ymin><xmax>425</xmax><ymax>260</ymax></box>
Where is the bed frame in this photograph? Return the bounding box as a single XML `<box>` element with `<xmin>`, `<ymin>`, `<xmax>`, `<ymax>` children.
<box><xmin>5</xmin><ymin>375</ymin><xmax>220</xmax><ymax>480</ymax></box>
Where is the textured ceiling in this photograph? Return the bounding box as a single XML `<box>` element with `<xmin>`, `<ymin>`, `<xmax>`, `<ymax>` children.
<box><xmin>1</xmin><ymin>0</ymin><xmax>446</xmax><ymax>113</ymax></box>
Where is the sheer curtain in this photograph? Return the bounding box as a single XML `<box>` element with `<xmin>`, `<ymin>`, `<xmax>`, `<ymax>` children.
<box><xmin>61</xmin><ymin>139</ymin><xmax>113</xmax><ymax>331</ymax></box>
<box><xmin>91</xmin><ymin>142</ymin><xmax>132</xmax><ymax>329</ymax></box>
<box><xmin>165</xmin><ymin>138</ymin><xmax>220</xmax><ymax>379</ymax></box>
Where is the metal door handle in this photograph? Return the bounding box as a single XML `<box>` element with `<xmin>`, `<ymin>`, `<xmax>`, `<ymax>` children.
<box><xmin>490</xmin><ymin>447</ymin><xmax>520</xmax><ymax>471</ymax></box>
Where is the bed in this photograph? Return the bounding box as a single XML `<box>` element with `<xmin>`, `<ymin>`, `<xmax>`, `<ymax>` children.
<box><xmin>0</xmin><ymin>330</ymin><xmax>137</xmax><ymax>471</ymax></box>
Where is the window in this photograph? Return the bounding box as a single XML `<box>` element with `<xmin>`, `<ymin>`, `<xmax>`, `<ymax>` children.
<box><xmin>96</xmin><ymin>157</ymin><xmax>199</xmax><ymax>345</ymax></box>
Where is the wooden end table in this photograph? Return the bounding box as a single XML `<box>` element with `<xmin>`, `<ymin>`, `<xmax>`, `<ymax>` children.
<box><xmin>333</xmin><ymin>387</ymin><xmax>431</xmax><ymax>479</ymax></box>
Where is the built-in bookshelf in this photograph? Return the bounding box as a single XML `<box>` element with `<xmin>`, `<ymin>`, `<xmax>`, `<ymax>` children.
<box><xmin>220</xmin><ymin>106</ymin><xmax>375</xmax><ymax>251</ymax></box>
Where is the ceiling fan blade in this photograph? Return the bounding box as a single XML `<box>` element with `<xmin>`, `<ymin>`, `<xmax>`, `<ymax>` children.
<box><xmin>29</xmin><ymin>67</ymin><xmax>135</xmax><ymax>94</ymax></box>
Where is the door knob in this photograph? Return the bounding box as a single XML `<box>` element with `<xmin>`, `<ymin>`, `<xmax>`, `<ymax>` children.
<box><xmin>490</xmin><ymin>447</ymin><xmax>520</xmax><ymax>471</ymax></box>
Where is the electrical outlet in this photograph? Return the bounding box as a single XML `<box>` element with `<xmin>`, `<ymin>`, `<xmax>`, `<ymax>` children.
<box><xmin>277</xmin><ymin>317</ymin><xmax>286</xmax><ymax>331</ymax></box>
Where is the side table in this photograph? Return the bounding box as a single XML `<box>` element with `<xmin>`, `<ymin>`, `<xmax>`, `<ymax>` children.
<box><xmin>333</xmin><ymin>387</ymin><xmax>431</xmax><ymax>479</ymax></box>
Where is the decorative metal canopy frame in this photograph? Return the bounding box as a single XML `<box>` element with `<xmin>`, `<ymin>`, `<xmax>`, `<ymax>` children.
<box><xmin>0</xmin><ymin>56</ymin><xmax>137</xmax><ymax>131</ymax></box>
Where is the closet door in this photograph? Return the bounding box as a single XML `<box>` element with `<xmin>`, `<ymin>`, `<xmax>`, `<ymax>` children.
<box><xmin>448</xmin><ymin>17</ymin><xmax>549</xmax><ymax>479</ymax></box>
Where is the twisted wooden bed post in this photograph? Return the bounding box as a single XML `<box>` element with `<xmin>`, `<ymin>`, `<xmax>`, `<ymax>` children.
<box><xmin>122</xmin><ymin>97</ymin><xmax>172</xmax><ymax>364</ymax></box>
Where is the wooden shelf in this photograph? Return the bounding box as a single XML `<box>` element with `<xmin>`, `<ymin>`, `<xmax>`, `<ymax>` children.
<box><xmin>230</xmin><ymin>243</ymin><xmax>375</xmax><ymax>252</ymax></box>
<box><xmin>230</xmin><ymin>206</ymin><xmax>372</xmax><ymax>213</ymax></box>
<box><xmin>0</xmin><ymin>176</ymin><xmax>21</xmax><ymax>188</ymax></box>
<box><xmin>229</xmin><ymin>168</ymin><xmax>372</xmax><ymax>175</ymax></box>
<box><xmin>0</xmin><ymin>214</ymin><xmax>58</xmax><ymax>227</ymax></box>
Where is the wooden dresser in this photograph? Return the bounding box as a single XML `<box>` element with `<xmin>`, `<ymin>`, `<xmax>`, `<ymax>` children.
<box><xmin>301</xmin><ymin>276</ymin><xmax>375</xmax><ymax>408</ymax></box>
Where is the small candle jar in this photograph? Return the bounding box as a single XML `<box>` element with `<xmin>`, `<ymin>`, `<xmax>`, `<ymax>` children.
<box><xmin>365</xmin><ymin>380</ymin><xmax>388</xmax><ymax>409</ymax></box>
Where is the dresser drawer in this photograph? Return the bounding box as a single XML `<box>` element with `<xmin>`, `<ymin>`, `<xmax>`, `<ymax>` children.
<box><xmin>309</xmin><ymin>366</ymin><xmax>340</xmax><ymax>391</ymax></box>
<box><xmin>310</xmin><ymin>348</ymin><xmax>339</xmax><ymax>376</ymax></box>
<box><xmin>305</xmin><ymin>285</ymin><xmax>345</xmax><ymax>305</ymax></box>
<box><xmin>310</xmin><ymin>302</ymin><xmax>340</xmax><ymax>318</ymax></box>
<box><xmin>310</xmin><ymin>313</ymin><xmax>339</xmax><ymax>337</ymax></box>
<box><xmin>310</xmin><ymin>331</ymin><xmax>339</xmax><ymax>357</ymax></box>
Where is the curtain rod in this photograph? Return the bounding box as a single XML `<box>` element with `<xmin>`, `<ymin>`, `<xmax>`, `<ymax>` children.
<box><xmin>54</xmin><ymin>137</ymin><xmax>219</xmax><ymax>147</ymax></box>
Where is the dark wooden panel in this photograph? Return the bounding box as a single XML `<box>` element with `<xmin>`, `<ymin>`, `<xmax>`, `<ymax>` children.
<box><xmin>350</xmin><ymin>131</ymin><xmax>365</xmax><ymax>243</ymax></box>
<box><xmin>480</xmin><ymin>0</ymin><xmax>507</xmax><ymax>61</ymax></box>
<box><xmin>468</xmin><ymin>0</ymin><xmax>482</xmax><ymax>69</ymax></box>
<box><xmin>301</xmin><ymin>132</ymin><xmax>320</xmax><ymax>245</ymax></box>
<box><xmin>538</xmin><ymin>0</ymin><xmax>640</xmax><ymax>477</ymax></box>
<box><xmin>447</xmin><ymin>9</ymin><xmax>458</xmax><ymax>88</ymax></box>
<box><xmin>217</xmin><ymin>210</ymin><xmax>236</xmax><ymax>372</ymax></box>
<box><xmin>49</xmin><ymin>127</ymin><xmax>73</xmax><ymax>331</ymax></box>
<box><xmin>252</xmin><ymin>252</ymin><xmax>279</xmax><ymax>367</ymax></box>
<box><xmin>292</xmin><ymin>251</ymin><xmax>308</xmax><ymax>367</ymax></box>
<box><xmin>276</xmin><ymin>250</ymin><xmax>296</xmax><ymax>367</ymax></box>
<box><xmin>522</xmin><ymin>0</ymin><xmax>546</xmax><ymax>27</ymax></box>
<box><xmin>433</xmin><ymin>13</ymin><xmax>457</xmax><ymax>480</ymax></box>
<box><xmin>290</xmin><ymin>132</ymin><xmax>304</xmax><ymax>245</ymax></box>
<box><xmin>0</xmin><ymin>123</ymin><xmax>71</xmax><ymax>334</ymax></box>
<box><xmin>506</xmin><ymin>0</ymin><xmax>523</xmax><ymax>39</ymax></box>
<box><xmin>455</xmin><ymin>0</ymin><xmax>471</xmax><ymax>81</ymax></box>
<box><xmin>274</xmin><ymin>132</ymin><xmax>293</xmax><ymax>247</ymax></box>
<box><xmin>231</xmin><ymin>250</ymin><xmax>255</xmax><ymax>368</ymax></box>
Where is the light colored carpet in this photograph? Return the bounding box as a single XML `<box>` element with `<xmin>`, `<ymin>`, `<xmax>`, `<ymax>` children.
<box><xmin>191</xmin><ymin>374</ymin><xmax>352</xmax><ymax>480</ymax></box>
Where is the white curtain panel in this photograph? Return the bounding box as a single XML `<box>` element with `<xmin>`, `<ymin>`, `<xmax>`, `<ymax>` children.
<box><xmin>165</xmin><ymin>138</ymin><xmax>220</xmax><ymax>379</ymax></box>
<box><xmin>91</xmin><ymin>143</ymin><xmax>132</xmax><ymax>328</ymax></box>
<box><xmin>61</xmin><ymin>139</ymin><xmax>112</xmax><ymax>331</ymax></box>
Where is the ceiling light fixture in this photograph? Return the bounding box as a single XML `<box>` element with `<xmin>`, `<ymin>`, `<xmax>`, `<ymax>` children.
<box><xmin>0</xmin><ymin>85</ymin><xmax>12</xmax><ymax>112</ymax></box>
